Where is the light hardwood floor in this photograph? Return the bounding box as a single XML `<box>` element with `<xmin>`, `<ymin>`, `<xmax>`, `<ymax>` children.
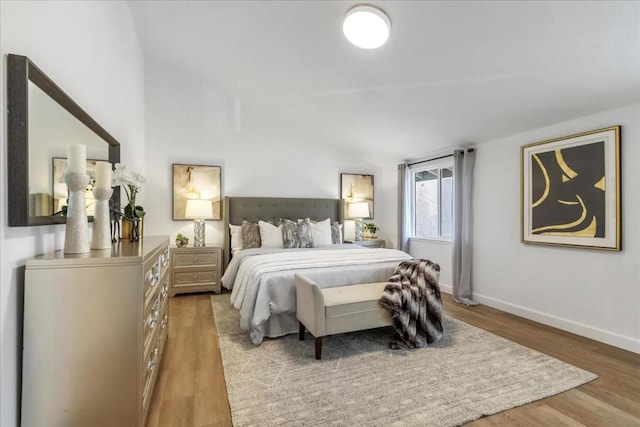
<box><xmin>146</xmin><ymin>293</ymin><xmax>640</xmax><ymax>427</ymax></box>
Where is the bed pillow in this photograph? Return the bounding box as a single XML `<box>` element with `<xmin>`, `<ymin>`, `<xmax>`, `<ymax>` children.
<box><xmin>241</xmin><ymin>220</ymin><xmax>262</xmax><ymax>249</ymax></box>
<box><xmin>310</xmin><ymin>218</ymin><xmax>332</xmax><ymax>246</ymax></box>
<box><xmin>229</xmin><ymin>224</ymin><xmax>243</xmax><ymax>252</ymax></box>
<box><xmin>331</xmin><ymin>222</ymin><xmax>343</xmax><ymax>244</ymax></box>
<box><xmin>282</xmin><ymin>218</ymin><xmax>314</xmax><ymax>248</ymax></box>
<box><xmin>258</xmin><ymin>220</ymin><xmax>284</xmax><ymax>248</ymax></box>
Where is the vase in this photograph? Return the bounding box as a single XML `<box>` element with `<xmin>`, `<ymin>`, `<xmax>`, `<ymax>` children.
<box><xmin>91</xmin><ymin>187</ymin><xmax>113</xmax><ymax>250</ymax></box>
<box><xmin>63</xmin><ymin>173</ymin><xmax>90</xmax><ymax>254</ymax></box>
<box><xmin>122</xmin><ymin>216</ymin><xmax>144</xmax><ymax>242</ymax></box>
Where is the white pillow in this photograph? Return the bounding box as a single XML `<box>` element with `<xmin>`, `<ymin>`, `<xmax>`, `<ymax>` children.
<box><xmin>259</xmin><ymin>220</ymin><xmax>284</xmax><ymax>248</ymax></box>
<box><xmin>229</xmin><ymin>224</ymin><xmax>242</xmax><ymax>252</ymax></box>
<box><xmin>310</xmin><ymin>218</ymin><xmax>332</xmax><ymax>247</ymax></box>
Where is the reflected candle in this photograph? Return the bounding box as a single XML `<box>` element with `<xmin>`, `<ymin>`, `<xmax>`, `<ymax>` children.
<box><xmin>95</xmin><ymin>161</ymin><xmax>112</xmax><ymax>189</ymax></box>
<box><xmin>67</xmin><ymin>144</ymin><xmax>86</xmax><ymax>174</ymax></box>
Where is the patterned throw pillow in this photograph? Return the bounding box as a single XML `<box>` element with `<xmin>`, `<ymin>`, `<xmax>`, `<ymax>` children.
<box><xmin>241</xmin><ymin>220</ymin><xmax>261</xmax><ymax>249</ymax></box>
<box><xmin>331</xmin><ymin>222</ymin><xmax>343</xmax><ymax>244</ymax></box>
<box><xmin>282</xmin><ymin>218</ymin><xmax>314</xmax><ymax>248</ymax></box>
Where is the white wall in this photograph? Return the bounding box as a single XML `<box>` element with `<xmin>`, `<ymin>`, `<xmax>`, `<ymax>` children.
<box><xmin>412</xmin><ymin>104</ymin><xmax>640</xmax><ymax>353</ymax></box>
<box><xmin>0</xmin><ymin>2</ymin><xmax>145</xmax><ymax>425</ymax></box>
<box><xmin>143</xmin><ymin>57</ymin><xmax>399</xmax><ymax>247</ymax></box>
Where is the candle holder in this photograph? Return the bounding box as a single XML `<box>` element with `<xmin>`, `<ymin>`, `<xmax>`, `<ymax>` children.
<box><xmin>91</xmin><ymin>187</ymin><xmax>114</xmax><ymax>250</ymax></box>
<box><xmin>64</xmin><ymin>173</ymin><xmax>91</xmax><ymax>254</ymax></box>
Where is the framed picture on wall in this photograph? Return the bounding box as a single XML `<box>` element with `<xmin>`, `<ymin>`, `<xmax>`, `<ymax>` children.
<box><xmin>521</xmin><ymin>126</ymin><xmax>621</xmax><ymax>250</ymax></box>
<box><xmin>172</xmin><ymin>164</ymin><xmax>222</xmax><ymax>220</ymax></box>
<box><xmin>52</xmin><ymin>157</ymin><xmax>101</xmax><ymax>217</ymax></box>
<box><xmin>340</xmin><ymin>173</ymin><xmax>374</xmax><ymax>220</ymax></box>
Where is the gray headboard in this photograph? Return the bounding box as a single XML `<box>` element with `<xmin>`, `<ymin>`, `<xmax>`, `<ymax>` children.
<box><xmin>222</xmin><ymin>197</ymin><xmax>342</xmax><ymax>270</ymax></box>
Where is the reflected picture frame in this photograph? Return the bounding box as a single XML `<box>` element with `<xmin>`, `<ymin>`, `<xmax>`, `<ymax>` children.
<box><xmin>521</xmin><ymin>126</ymin><xmax>621</xmax><ymax>250</ymax></box>
<box><xmin>172</xmin><ymin>164</ymin><xmax>222</xmax><ymax>221</ymax></box>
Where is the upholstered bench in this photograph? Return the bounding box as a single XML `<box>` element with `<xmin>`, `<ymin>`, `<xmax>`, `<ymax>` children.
<box><xmin>295</xmin><ymin>274</ymin><xmax>392</xmax><ymax>360</ymax></box>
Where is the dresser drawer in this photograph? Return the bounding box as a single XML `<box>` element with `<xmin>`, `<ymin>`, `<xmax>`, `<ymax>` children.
<box><xmin>173</xmin><ymin>250</ymin><xmax>217</xmax><ymax>268</ymax></box>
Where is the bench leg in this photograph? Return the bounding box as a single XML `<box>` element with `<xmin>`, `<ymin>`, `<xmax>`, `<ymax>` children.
<box><xmin>299</xmin><ymin>322</ymin><xmax>305</xmax><ymax>341</ymax></box>
<box><xmin>315</xmin><ymin>336</ymin><xmax>323</xmax><ymax>360</ymax></box>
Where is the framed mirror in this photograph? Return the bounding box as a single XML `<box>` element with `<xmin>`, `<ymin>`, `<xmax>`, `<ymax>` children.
<box><xmin>7</xmin><ymin>54</ymin><xmax>120</xmax><ymax>226</ymax></box>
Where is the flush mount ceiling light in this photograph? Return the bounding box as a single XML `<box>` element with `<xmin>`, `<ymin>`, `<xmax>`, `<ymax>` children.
<box><xmin>343</xmin><ymin>4</ymin><xmax>391</xmax><ymax>49</ymax></box>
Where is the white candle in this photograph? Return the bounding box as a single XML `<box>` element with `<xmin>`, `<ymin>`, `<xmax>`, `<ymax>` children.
<box><xmin>94</xmin><ymin>161</ymin><xmax>112</xmax><ymax>189</ymax></box>
<box><xmin>67</xmin><ymin>144</ymin><xmax>86</xmax><ymax>175</ymax></box>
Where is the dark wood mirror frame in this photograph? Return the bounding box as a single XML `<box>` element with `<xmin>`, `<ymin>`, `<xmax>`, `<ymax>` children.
<box><xmin>7</xmin><ymin>54</ymin><xmax>120</xmax><ymax>226</ymax></box>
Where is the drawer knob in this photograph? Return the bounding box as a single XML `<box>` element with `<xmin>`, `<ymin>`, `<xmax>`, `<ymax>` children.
<box><xmin>193</xmin><ymin>273</ymin><xmax>199</xmax><ymax>280</ymax></box>
<box><xmin>192</xmin><ymin>256</ymin><xmax>199</xmax><ymax>262</ymax></box>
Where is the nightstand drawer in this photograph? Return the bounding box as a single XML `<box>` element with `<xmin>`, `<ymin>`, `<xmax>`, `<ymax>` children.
<box><xmin>173</xmin><ymin>269</ymin><xmax>217</xmax><ymax>287</ymax></box>
<box><xmin>173</xmin><ymin>251</ymin><xmax>217</xmax><ymax>268</ymax></box>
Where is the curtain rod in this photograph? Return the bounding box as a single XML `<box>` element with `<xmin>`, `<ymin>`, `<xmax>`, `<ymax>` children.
<box><xmin>407</xmin><ymin>148</ymin><xmax>474</xmax><ymax>167</ymax></box>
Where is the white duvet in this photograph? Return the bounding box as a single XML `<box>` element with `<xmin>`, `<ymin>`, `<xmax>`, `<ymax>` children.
<box><xmin>221</xmin><ymin>245</ymin><xmax>411</xmax><ymax>344</ymax></box>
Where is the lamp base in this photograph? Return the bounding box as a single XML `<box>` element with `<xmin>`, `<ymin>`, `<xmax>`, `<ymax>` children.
<box><xmin>193</xmin><ymin>219</ymin><xmax>206</xmax><ymax>247</ymax></box>
<box><xmin>354</xmin><ymin>218</ymin><xmax>364</xmax><ymax>241</ymax></box>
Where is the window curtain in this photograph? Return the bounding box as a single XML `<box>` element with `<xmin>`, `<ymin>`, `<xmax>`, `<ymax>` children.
<box><xmin>452</xmin><ymin>149</ymin><xmax>477</xmax><ymax>305</ymax></box>
<box><xmin>397</xmin><ymin>163</ymin><xmax>410</xmax><ymax>252</ymax></box>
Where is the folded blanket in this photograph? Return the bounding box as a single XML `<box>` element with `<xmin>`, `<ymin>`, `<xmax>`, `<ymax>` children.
<box><xmin>379</xmin><ymin>259</ymin><xmax>444</xmax><ymax>349</ymax></box>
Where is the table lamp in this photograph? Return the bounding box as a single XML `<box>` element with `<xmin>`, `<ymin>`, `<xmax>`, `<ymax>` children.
<box><xmin>185</xmin><ymin>199</ymin><xmax>214</xmax><ymax>247</ymax></box>
<box><xmin>347</xmin><ymin>202</ymin><xmax>370</xmax><ymax>241</ymax></box>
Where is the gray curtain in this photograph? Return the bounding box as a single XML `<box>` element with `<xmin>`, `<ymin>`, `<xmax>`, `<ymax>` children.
<box><xmin>397</xmin><ymin>163</ymin><xmax>410</xmax><ymax>252</ymax></box>
<box><xmin>452</xmin><ymin>149</ymin><xmax>477</xmax><ymax>305</ymax></box>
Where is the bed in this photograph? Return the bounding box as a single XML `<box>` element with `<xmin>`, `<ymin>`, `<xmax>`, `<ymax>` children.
<box><xmin>221</xmin><ymin>196</ymin><xmax>412</xmax><ymax>345</ymax></box>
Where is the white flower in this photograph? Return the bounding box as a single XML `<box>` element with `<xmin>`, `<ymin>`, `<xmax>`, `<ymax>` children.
<box><xmin>112</xmin><ymin>163</ymin><xmax>145</xmax><ymax>190</ymax></box>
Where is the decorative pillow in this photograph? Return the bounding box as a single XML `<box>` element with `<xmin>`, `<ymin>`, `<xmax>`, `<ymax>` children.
<box><xmin>258</xmin><ymin>220</ymin><xmax>284</xmax><ymax>248</ymax></box>
<box><xmin>331</xmin><ymin>222</ymin><xmax>343</xmax><ymax>244</ymax></box>
<box><xmin>310</xmin><ymin>218</ymin><xmax>332</xmax><ymax>246</ymax></box>
<box><xmin>229</xmin><ymin>224</ymin><xmax>243</xmax><ymax>252</ymax></box>
<box><xmin>241</xmin><ymin>220</ymin><xmax>261</xmax><ymax>249</ymax></box>
<box><xmin>282</xmin><ymin>218</ymin><xmax>314</xmax><ymax>248</ymax></box>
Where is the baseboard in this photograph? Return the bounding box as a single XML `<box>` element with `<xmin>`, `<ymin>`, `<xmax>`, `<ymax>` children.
<box><xmin>438</xmin><ymin>283</ymin><xmax>640</xmax><ymax>354</ymax></box>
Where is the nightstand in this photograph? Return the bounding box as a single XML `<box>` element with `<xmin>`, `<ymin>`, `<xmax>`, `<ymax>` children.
<box><xmin>170</xmin><ymin>246</ymin><xmax>222</xmax><ymax>296</ymax></box>
<box><xmin>347</xmin><ymin>239</ymin><xmax>386</xmax><ymax>248</ymax></box>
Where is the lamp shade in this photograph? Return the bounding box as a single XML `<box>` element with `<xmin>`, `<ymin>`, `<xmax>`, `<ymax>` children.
<box><xmin>185</xmin><ymin>199</ymin><xmax>214</xmax><ymax>219</ymax></box>
<box><xmin>347</xmin><ymin>202</ymin><xmax>370</xmax><ymax>219</ymax></box>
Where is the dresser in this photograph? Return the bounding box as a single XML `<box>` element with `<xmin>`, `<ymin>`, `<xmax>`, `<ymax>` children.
<box><xmin>170</xmin><ymin>245</ymin><xmax>222</xmax><ymax>296</ymax></box>
<box><xmin>347</xmin><ymin>239</ymin><xmax>386</xmax><ymax>248</ymax></box>
<box><xmin>22</xmin><ymin>236</ymin><xmax>170</xmax><ymax>427</ymax></box>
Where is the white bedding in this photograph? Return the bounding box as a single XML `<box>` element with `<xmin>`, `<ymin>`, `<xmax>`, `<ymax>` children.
<box><xmin>221</xmin><ymin>245</ymin><xmax>411</xmax><ymax>344</ymax></box>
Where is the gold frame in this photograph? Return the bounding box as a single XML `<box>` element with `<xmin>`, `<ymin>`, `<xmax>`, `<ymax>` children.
<box><xmin>520</xmin><ymin>126</ymin><xmax>621</xmax><ymax>251</ymax></box>
<box><xmin>172</xmin><ymin>164</ymin><xmax>222</xmax><ymax>221</ymax></box>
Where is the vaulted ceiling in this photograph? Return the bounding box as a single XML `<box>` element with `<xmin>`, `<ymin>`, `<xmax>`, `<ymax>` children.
<box><xmin>128</xmin><ymin>1</ymin><xmax>640</xmax><ymax>159</ymax></box>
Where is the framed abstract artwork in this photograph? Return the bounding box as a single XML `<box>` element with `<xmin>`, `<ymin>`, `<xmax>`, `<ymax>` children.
<box><xmin>521</xmin><ymin>126</ymin><xmax>620</xmax><ymax>250</ymax></box>
<box><xmin>340</xmin><ymin>173</ymin><xmax>374</xmax><ymax>219</ymax></box>
<box><xmin>172</xmin><ymin>164</ymin><xmax>222</xmax><ymax>221</ymax></box>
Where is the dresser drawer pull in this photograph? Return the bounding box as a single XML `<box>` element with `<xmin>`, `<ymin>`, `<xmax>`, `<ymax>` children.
<box><xmin>193</xmin><ymin>273</ymin><xmax>199</xmax><ymax>280</ymax></box>
<box><xmin>161</xmin><ymin>314</ymin><xmax>168</xmax><ymax>328</ymax></box>
<box><xmin>192</xmin><ymin>256</ymin><xmax>199</xmax><ymax>263</ymax></box>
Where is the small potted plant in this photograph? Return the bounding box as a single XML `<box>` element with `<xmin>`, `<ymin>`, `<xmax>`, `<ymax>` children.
<box><xmin>175</xmin><ymin>233</ymin><xmax>189</xmax><ymax>248</ymax></box>
<box><xmin>362</xmin><ymin>223</ymin><xmax>380</xmax><ymax>240</ymax></box>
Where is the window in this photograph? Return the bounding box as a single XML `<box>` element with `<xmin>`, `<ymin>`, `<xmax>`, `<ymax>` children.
<box><xmin>411</xmin><ymin>159</ymin><xmax>453</xmax><ymax>240</ymax></box>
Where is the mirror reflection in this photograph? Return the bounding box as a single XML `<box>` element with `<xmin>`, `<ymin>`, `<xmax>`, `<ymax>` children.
<box><xmin>27</xmin><ymin>81</ymin><xmax>108</xmax><ymax>218</ymax></box>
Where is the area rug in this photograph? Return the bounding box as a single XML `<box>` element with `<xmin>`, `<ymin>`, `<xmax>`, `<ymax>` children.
<box><xmin>211</xmin><ymin>294</ymin><xmax>596</xmax><ymax>427</ymax></box>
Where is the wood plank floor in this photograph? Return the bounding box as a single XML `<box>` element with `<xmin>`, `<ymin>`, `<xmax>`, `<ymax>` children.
<box><xmin>146</xmin><ymin>293</ymin><xmax>640</xmax><ymax>427</ymax></box>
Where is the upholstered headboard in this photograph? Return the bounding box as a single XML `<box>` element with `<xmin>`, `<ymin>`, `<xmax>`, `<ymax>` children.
<box><xmin>222</xmin><ymin>197</ymin><xmax>342</xmax><ymax>271</ymax></box>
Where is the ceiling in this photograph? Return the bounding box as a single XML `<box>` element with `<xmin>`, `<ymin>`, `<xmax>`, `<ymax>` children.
<box><xmin>128</xmin><ymin>1</ymin><xmax>640</xmax><ymax>160</ymax></box>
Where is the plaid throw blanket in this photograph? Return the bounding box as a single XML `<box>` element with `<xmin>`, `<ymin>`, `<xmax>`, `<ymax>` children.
<box><xmin>379</xmin><ymin>259</ymin><xmax>444</xmax><ymax>349</ymax></box>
